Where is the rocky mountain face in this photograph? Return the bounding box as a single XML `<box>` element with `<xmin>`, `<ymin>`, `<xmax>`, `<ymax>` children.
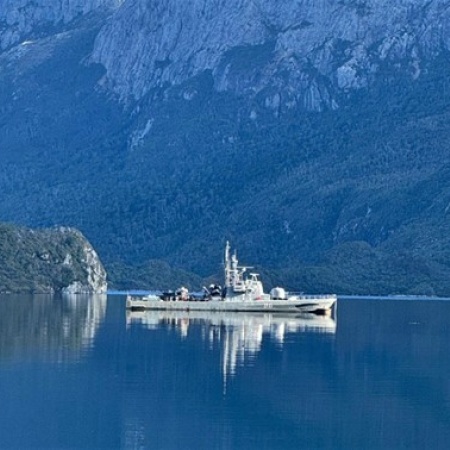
<box><xmin>91</xmin><ymin>0</ymin><xmax>450</xmax><ymax>110</ymax></box>
<box><xmin>1</xmin><ymin>0</ymin><xmax>450</xmax><ymax>294</ymax></box>
<box><xmin>0</xmin><ymin>223</ymin><xmax>107</xmax><ymax>293</ymax></box>
<box><xmin>0</xmin><ymin>0</ymin><xmax>121</xmax><ymax>50</ymax></box>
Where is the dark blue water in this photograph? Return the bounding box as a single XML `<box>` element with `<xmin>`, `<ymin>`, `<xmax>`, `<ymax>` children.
<box><xmin>0</xmin><ymin>294</ymin><xmax>449</xmax><ymax>449</ymax></box>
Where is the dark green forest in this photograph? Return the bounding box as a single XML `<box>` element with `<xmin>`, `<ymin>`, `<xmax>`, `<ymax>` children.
<box><xmin>0</xmin><ymin>223</ymin><xmax>93</xmax><ymax>293</ymax></box>
<box><xmin>2</xmin><ymin>21</ymin><xmax>450</xmax><ymax>295</ymax></box>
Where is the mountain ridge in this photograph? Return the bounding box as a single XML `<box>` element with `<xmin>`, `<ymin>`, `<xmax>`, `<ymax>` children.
<box><xmin>1</xmin><ymin>0</ymin><xmax>450</xmax><ymax>294</ymax></box>
<box><xmin>91</xmin><ymin>0</ymin><xmax>450</xmax><ymax>110</ymax></box>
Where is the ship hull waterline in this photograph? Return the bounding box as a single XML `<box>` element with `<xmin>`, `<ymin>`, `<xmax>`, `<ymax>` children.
<box><xmin>126</xmin><ymin>296</ymin><xmax>337</xmax><ymax>315</ymax></box>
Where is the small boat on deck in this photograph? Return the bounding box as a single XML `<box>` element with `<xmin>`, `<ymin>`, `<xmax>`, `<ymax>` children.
<box><xmin>126</xmin><ymin>242</ymin><xmax>337</xmax><ymax>314</ymax></box>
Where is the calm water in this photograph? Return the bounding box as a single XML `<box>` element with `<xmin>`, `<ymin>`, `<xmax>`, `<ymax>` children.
<box><xmin>0</xmin><ymin>294</ymin><xmax>449</xmax><ymax>449</ymax></box>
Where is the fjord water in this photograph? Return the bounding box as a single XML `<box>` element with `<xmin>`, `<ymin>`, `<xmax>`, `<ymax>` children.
<box><xmin>0</xmin><ymin>295</ymin><xmax>449</xmax><ymax>449</ymax></box>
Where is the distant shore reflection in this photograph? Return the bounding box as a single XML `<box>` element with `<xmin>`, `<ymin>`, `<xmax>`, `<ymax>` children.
<box><xmin>0</xmin><ymin>293</ymin><xmax>107</xmax><ymax>362</ymax></box>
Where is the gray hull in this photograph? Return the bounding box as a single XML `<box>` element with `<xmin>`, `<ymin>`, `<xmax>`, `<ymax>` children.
<box><xmin>126</xmin><ymin>295</ymin><xmax>336</xmax><ymax>314</ymax></box>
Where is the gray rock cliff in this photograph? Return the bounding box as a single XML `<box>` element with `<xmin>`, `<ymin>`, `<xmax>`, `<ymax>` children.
<box><xmin>91</xmin><ymin>0</ymin><xmax>450</xmax><ymax>111</ymax></box>
<box><xmin>59</xmin><ymin>227</ymin><xmax>108</xmax><ymax>294</ymax></box>
<box><xmin>2</xmin><ymin>0</ymin><xmax>449</xmax><ymax>111</ymax></box>
<box><xmin>0</xmin><ymin>0</ymin><xmax>121</xmax><ymax>50</ymax></box>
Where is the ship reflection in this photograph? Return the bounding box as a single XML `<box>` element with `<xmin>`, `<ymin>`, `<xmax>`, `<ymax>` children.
<box><xmin>127</xmin><ymin>310</ymin><xmax>336</xmax><ymax>387</ymax></box>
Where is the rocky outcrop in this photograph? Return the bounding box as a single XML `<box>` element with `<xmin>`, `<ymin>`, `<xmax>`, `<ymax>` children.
<box><xmin>0</xmin><ymin>223</ymin><xmax>107</xmax><ymax>293</ymax></box>
<box><xmin>0</xmin><ymin>0</ymin><xmax>121</xmax><ymax>50</ymax></box>
<box><xmin>59</xmin><ymin>228</ymin><xmax>108</xmax><ymax>294</ymax></box>
<box><xmin>91</xmin><ymin>0</ymin><xmax>450</xmax><ymax>111</ymax></box>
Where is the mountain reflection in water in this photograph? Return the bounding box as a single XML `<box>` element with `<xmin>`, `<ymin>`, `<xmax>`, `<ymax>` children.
<box><xmin>0</xmin><ymin>293</ymin><xmax>106</xmax><ymax>362</ymax></box>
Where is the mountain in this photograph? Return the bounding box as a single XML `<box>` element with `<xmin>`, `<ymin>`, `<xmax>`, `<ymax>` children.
<box><xmin>0</xmin><ymin>222</ymin><xmax>107</xmax><ymax>293</ymax></box>
<box><xmin>1</xmin><ymin>0</ymin><xmax>450</xmax><ymax>294</ymax></box>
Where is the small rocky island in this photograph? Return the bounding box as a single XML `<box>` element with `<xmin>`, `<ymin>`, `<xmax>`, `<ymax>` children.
<box><xmin>0</xmin><ymin>223</ymin><xmax>107</xmax><ymax>294</ymax></box>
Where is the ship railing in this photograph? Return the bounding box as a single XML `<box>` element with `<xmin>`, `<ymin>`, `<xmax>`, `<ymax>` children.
<box><xmin>288</xmin><ymin>293</ymin><xmax>337</xmax><ymax>299</ymax></box>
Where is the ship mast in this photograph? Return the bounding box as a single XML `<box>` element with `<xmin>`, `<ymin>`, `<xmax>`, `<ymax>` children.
<box><xmin>224</xmin><ymin>241</ymin><xmax>240</xmax><ymax>290</ymax></box>
<box><xmin>225</xmin><ymin>241</ymin><xmax>232</xmax><ymax>288</ymax></box>
<box><xmin>224</xmin><ymin>241</ymin><xmax>251</xmax><ymax>294</ymax></box>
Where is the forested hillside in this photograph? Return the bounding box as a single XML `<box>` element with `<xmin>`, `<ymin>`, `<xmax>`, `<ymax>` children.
<box><xmin>1</xmin><ymin>1</ymin><xmax>450</xmax><ymax>295</ymax></box>
<box><xmin>0</xmin><ymin>223</ymin><xmax>107</xmax><ymax>293</ymax></box>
